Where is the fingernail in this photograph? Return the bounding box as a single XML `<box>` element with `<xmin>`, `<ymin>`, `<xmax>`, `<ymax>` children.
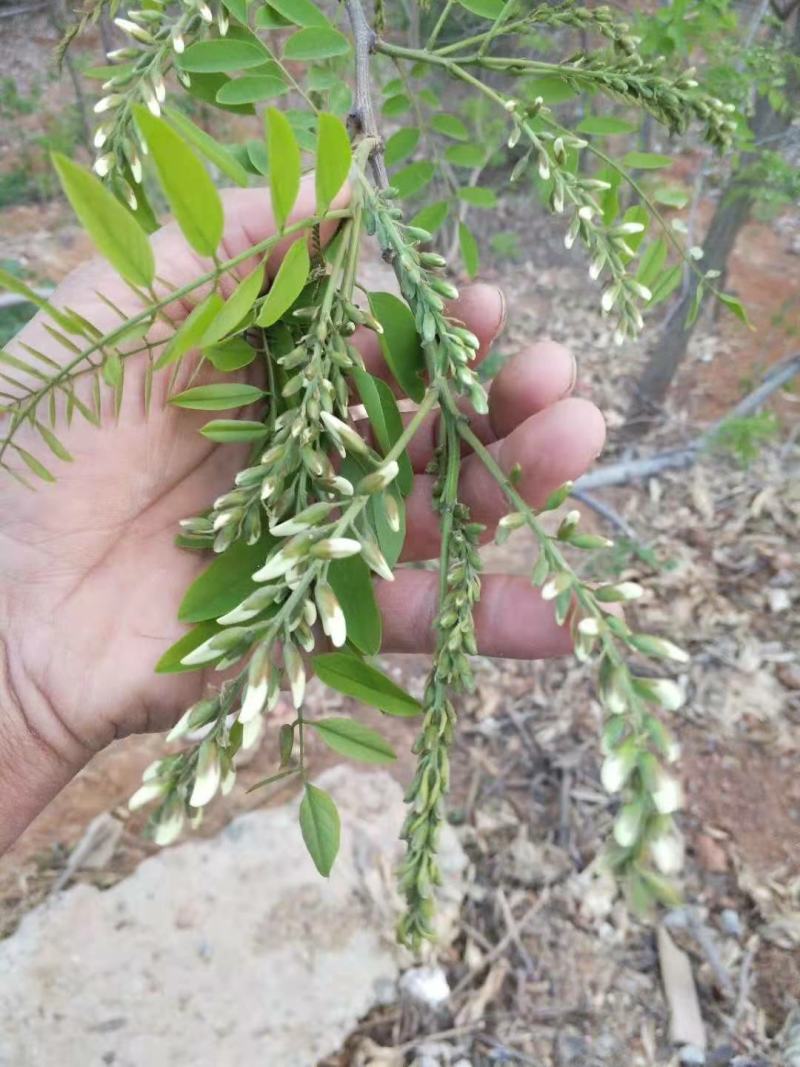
<box><xmin>564</xmin><ymin>351</ymin><xmax>578</xmax><ymax>397</ymax></box>
<box><xmin>492</xmin><ymin>286</ymin><xmax>507</xmax><ymax>342</ymax></box>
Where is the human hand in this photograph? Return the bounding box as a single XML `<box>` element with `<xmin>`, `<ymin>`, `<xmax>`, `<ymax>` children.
<box><xmin>0</xmin><ymin>177</ymin><xmax>604</xmax><ymax>847</ymax></box>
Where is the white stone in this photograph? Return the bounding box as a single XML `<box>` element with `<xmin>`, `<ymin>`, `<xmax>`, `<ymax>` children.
<box><xmin>0</xmin><ymin>768</ymin><xmax>466</xmax><ymax>1067</ymax></box>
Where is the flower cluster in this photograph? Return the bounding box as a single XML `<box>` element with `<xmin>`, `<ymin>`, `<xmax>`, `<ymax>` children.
<box><xmin>91</xmin><ymin>0</ymin><xmax>220</xmax><ymax>199</ymax></box>
<box><xmin>398</xmin><ymin>500</ymin><xmax>483</xmax><ymax>949</ymax></box>
<box><xmin>363</xmin><ymin>189</ymin><xmax>488</xmax><ymax>412</ymax></box>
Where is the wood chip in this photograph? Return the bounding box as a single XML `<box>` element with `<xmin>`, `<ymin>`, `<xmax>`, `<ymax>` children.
<box><xmin>658</xmin><ymin>924</ymin><xmax>706</xmax><ymax>1050</ymax></box>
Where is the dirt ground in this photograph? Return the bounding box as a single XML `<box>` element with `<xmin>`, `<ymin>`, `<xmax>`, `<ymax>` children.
<box><xmin>1</xmin><ymin>14</ymin><xmax>800</xmax><ymax>1067</ymax></box>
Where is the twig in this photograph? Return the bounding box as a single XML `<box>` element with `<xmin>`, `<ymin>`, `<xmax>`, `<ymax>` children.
<box><xmin>577</xmin><ymin>353</ymin><xmax>800</xmax><ymax>491</ymax></box>
<box><xmin>570</xmin><ymin>487</ymin><xmax>639</xmax><ymax>540</ymax></box>
<box><xmin>451</xmin><ymin>893</ymin><xmax>549</xmax><ymax>999</ymax></box>
<box><xmin>344</xmin><ymin>0</ymin><xmax>389</xmax><ymax>189</ymax></box>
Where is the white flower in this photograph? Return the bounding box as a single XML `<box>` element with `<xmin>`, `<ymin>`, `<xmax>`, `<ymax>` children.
<box><xmin>358</xmin><ymin>461</ymin><xmax>400</xmax><ymax>495</ymax></box>
<box><xmin>180</xmin><ymin>639</ymin><xmax>221</xmax><ymax>666</ymax></box>
<box><xmin>317</xmin><ymin>584</ymin><xmax>347</xmax><ymax>648</ymax></box>
<box><xmin>284</xmin><ymin>645</ymin><xmax>305</xmax><ymax>709</ymax></box>
<box><xmin>239</xmin><ymin>679</ymin><xmax>268</xmax><ymax>724</ymax></box>
<box><xmin>189</xmin><ymin>741</ymin><xmax>221</xmax><ymax>808</ymax></box>
<box><xmin>578</xmin><ymin>617</ymin><xmax>600</xmax><ymax>637</ymax></box>
<box><xmin>129</xmin><ymin>780</ymin><xmax>165</xmax><ymax>810</ymax></box>
<box><xmin>646</xmin><ymin>678</ymin><xmax>685</xmax><ymax>712</ymax></box>
<box><xmin>151</xmin><ymin>807</ymin><xmax>184</xmax><ymax>847</ymax></box>
<box><xmin>651</xmin><ymin>831</ymin><xmax>684</xmax><ymax>875</ymax></box>
<box><xmin>652</xmin><ymin>772</ymin><xmax>683</xmax><ymax>815</ymax></box>
<box><xmin>310</xmin><ymin>537</ymin><xmax>362</xmax><ymax>560</ymax></box>
<box><xmin>600</xmin><ymin>751</ymin><xmax>634</xmax><ymax>793</ymax></box>
<box><xmin>613</xmin><ymin>804</ymin><xmax>642</xmax><ymax>848</ymax></box>
<box><xmin>241</xmin><ymin>716</ymin><xmax>264</xmax><ymax>751</ymax></box>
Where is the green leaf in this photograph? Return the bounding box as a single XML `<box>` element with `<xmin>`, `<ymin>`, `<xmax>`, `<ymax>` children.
<box><xmin>199</xmin><ymin>419</ymin><xmax>268</xmax><ymax>443</ymax></box>
<box><xmin>155</xmin><ymin>620</ymin><xmax>221</xmax><ymax>673</ymax></box>
<box><xmin>310</xmin><ymin>718</ymin><xmax>396</xmax><ymax>764</ymax></box>
<box><xmin>718</xmin><ymin>291</ymin><xmax>751</xmax><ymax>326</ymax></box>
<box><xmin>202</xmin><ymin>263</ymin><xmax>265</xmax><ymax>346</ymax></box>
<box><xmin>621</xmin><ymin>151</ymin><xmax>673</xmax><ymax>170</ymax></box>
<box><xmin>384</xmin><ymin>127</ymin><xmax>420</xmax><ymax>167</ymax></box>
<box><xmin>133</xmin><ymin>106</ymin><xmax>223</xmax><ymax>258</ymax></box>
<box><xmin>0</xmin><ymin>266</ymin><xmax>84</xmax><ymax>334</ymax></box>
<box><xmin>165</xmin><ymin>108</ymin><xmax>250</xmax><ymax>185</ymax></box>
<box><xmin>169</xmin><ymin>382</ymin><xmax>265</xmax><ymax>410</ymax></box>
<box><xmin>313</xmin><ymin>653</ymin><xmax>421</xmax><ymax>717</ymax></box>
<box><xmin>178</xmin><ymin>530</ymin><xmax>276</xmax><ymax>622</ymax></box>
<box><xmin>182</xmin><ymin>71</ymin><xmax>256</xmax><ymax>115</ymax></box>
<box><xmin>256</xmin><ymin>238</ymin><xmax>310</xmax><ymax>326</ymax></box>
<box><xmin>458</xmin><ymin>186</ymin><xmax>496</xmax><ymax>208</ymax></box>
<box><xmin>205</xmin><ymin>337</ymin><xmax>256</xmax><ymax>371</ymax></box>
<box><xmin>351</xmin><ymin>368</ymin><xmax>413</xmax><ymax>494</ymax></box>
<box><xmin>154</xmin><ymin>291</ymin><xmax>224</xmax><ymax>369</ymax></box>
<box><xmin>299</xmin><ymin>783</ymin><xmax>340</xmax><ymax>877</ymax></box>
<box><xmin>268</xmin><ymin>0</ymin><xmax>329</xmax><ymax>26</ymax></box>
<box><xmin>51</xmin><ymin>153</ymin><xmax>154</xmax><ymax>289</ymax></box>
<box><xmin>576</xmin><ymin>115</ymin><xmax>638</xmax><ymax>135</ymax></box>
<box><xmin>15</xmin><ymin>446</ymin><xmax>55</xmax><ymax>482</ymax></box>
<box><xmin>371</xmin><ymin>483</ymin><xmax>405</xmax><ymax>567</ymax></box>
<box><xmin>446</xmin><ymin>143</ymin><xmax>484</xmax><ymax>168</ymax></box>
<box><xmin>328</xmin><ymin>554</ymin><xmax>381</xmax><ymax>655</ymax></box>
<box><xmin>255</xmin><ymin>4</ymin><xmax>292</xmax><ymax>27</ymax></box>
<box><xmin>636</xmin><ymin>239</ymin><xmax>668</xmax><ymax>291</ymax></box>
<box><xmin>367</xmin><ymin>291</ymin><xmax>425</xmax><ymax>402</ymax></box>
<box><xmin>266</xmin><ymin>107</ymin><xmax>301</xmax><ymax>229</ymax></box>
<box><xmin>35</xmin><ymin>422</ymin><xmax>73</xmax><ymax>462</ymax></box>
<box><xmin>247</xmin><ymin>139</ymin><xmax>269</xmax><ymax>175</ymax></box>
<box><xmin>179</xmin><ymin>38</ymin><xmax>270</xmax><ymax>72</ymax></box>
<box><xmin>411</xmin><ymin>200</ymin><xmax>449</xmax><ymax>233</ymax></box>
<box><xmin>283</xmin><ymin>26</ymin><xmax>349</xmax><ymax>60</ymax></box>
<box><xmin>216</xmin><ymin>76</ymin><xmax>288</xmax><ymax>104</ymax></box>
<box><xmin>458</xmin><ymin>0</ymin><xmax>505</xmax><ymax>16</ymax></box>
<box><xmin>431</xmin><ymin>114</ymin><xmax>469</xmax><ymax>140</ymax></box>
<box><xmin>653</xmin><ymin>185</ymin><xmax>689</xmax><ymax>209</ymax></box>
<box><xmin>526</xmin><ymin>75</ymin><xmax>576</xmax><ymax>104</ymax></box>
<box><xmin>382</xmin><ymin>93</ymin><xmax>411</xmax><ymax>118</ymax></box>
<box><xmin>459</xmin><ymin>222</ymin><xmax>479</xmax><ymax>278</ymax></box>
<box><xmin>221</xmin><ymin>0</ymin><xmax>247</xmax><ymax>21</ymax></box>
<box><xmin>315</xmin><ymin>112</ymin><xmax>351</xmax><ymax>214</ymax></box>
<box><xmin>393</xmin><ymin>160</ymin><xmax>435</xmax><ymax>199</ymax></box>
<box><xmin>649</xmin><ymin>264</ymin><xmax>682</xmax><ymax>305</ymax></box>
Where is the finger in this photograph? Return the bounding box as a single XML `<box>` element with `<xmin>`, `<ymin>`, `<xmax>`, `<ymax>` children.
<box><xmin>377</xmin><ymin>569</ymin><xmax>572</xmax><ymax>658</ymax></box>
<box><xmin>351</xmin><ymin>282</ymin><xmax>505</xmax><ymax>393</ymax></box>
<box><xmin>401</xmin><ymin>397</ymin><xmax>606</xmax><ymax>561</ymax></box>
<box><xmin>488</xmin><ymin>340</ymin><xmax>577</xmax><ymax>439</ymax></box>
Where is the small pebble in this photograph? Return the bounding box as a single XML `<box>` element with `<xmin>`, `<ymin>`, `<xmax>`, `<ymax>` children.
<box><xmin>399</xmin><ymin>965</ymin><xmax>450</xmax><ymax>1009</ymax></box>
<box><xmin>720</xmin><ymin>909</ymin><xmax>742</xmax><ymax>938</ymax></box>
<box><xmin>680</xmin><ymin>1046</ymin><xmax>706</xmax><ymax>1066</ymax></box>
<box><xmin>707</xmin><ymin>1046</ymin><xmax>736</xmax><ymax>1067</ymax></box>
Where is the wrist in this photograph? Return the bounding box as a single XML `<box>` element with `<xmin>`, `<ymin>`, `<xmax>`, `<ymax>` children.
<box><xmin>0</xmin><ymin>638</ymin><xmax>89</xmax><ymax>853</ymax></box>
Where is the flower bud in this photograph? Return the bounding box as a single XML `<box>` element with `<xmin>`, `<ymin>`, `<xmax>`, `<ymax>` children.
<box><xmin>320</xmin><ymin>410</ymin><xmax>369</xmax><ymax>456</ymax></box>
<box><xmin>190</xmin><ymin>740</ymin><xmax>221</xmax><ymax>807</ymax></box>
<box><xmin>316</xmin><ymin>582</ymin><xmax>347</xmax><ymax>647</ymax></box>
<box><xmin>284</xmin><ymin>643</ymin><xmax>305</xmax><ymax>709</ymax></box>
<box><xmin>613</xmin><ymin>801</ymin><xmax>643</xmax><ymax>847</ymax></box>
<box><xmin>309</xmin><ymin>537</ymin><xmax>362</xmax><ymax>560</ymax></box>
<box><xmin>650</xmin><ymin>830</ymin><xmax>684</xmax><ymax>875</ymax></box>
<box><xmin>358</xmin><ymin>460</ymin><xmax>399</xmax><ymax>495</ymax></box>
<box><xmin>129</xmin><ymin>780</ymin><xmax>166</xmax><ymax>810</ymax></box>
<box><xmin>651</xmin><ymin>771</ymin><xmax>683</xmax><ymax>814</ymax></box>
<box><xmin>151</xmin><ymin>799</ymin><xmax>184</xmax><ymax>846</ymax></box>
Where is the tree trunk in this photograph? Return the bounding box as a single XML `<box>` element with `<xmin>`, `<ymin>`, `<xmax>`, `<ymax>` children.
<box><xmin>629</xmin><ymin>11</ymin><xmax>800</xmax><ymax>429</ymax></box>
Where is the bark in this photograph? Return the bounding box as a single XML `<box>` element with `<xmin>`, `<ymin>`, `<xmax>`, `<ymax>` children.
<box><xmin>629</xmin><ymin>12</ymin><xmax>800</xmax><ymax>428</ymax></box>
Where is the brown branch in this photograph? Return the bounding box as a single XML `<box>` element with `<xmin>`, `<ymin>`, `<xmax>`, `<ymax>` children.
<box><xmin>578</xmin><ymin>353</ymin><xmax>800</xmax><ymax>491</ymax></box>
<box><xmin>344</xmin><ymin>0</ymin><xmax>389</xmax><ymax>189</ymax></box>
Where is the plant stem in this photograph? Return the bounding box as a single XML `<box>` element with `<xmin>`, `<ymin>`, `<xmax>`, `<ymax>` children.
<box><xmin>425</xmin><ymin>0</ymin><xmax>455</xmax><ymax>50</ymax></box>
<box><xmin>344</xmin><ymin>0</ymin><xmax>389</xmax><ymax>189</ymax></box>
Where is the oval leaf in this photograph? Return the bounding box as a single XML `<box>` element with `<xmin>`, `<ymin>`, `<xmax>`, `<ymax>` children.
<box><xmin>459</xmin><ymin>222</ymin><xmax>479</xmax><ymax>278</ymax></box>
<box><xmin>367</xmin><ymin>291</ymin><xmax>425</xmax><ymax>402</ymax></box>
<box><xmin>178</xmin><ymin>530</ymin><xmax>276</xmax><ymax>622</ymax></box>
<box><xmin>154</xmin><ymin>291</ymin><xmax>223</xmax><ymax>369</ymax></box>
<box><xmin>179</xmin><ymin>39</ymin><xmax>270</xmax><ymax>72</ymax></box>
<box><xmin>268</xmin><ymin>0</ymin><xmax>329</xmax><ymax>26</ymax></box>
<box><xmin>216</xmin><ymin>76</ymin><xmax>289</xmax><ymax>104</ymax></box>
<box><xmin>351</xmin><ymin>368</ymin><xmax>413</xmax><ymax>495</ymax></box>
<box><xmin>134</xmin><ymin>106</ymin><xmax>223</xmax><ymax>257</ymax></box>
<box><xmin>384</xmin><ymin>127</ymin><xmax>420</xmax><ymax>167</ymax></box>
<box><xmin>299</xmin><ymin>783</ymin><xmax>340</xmax><ymax>877</ymax></box>
<box><xmin>205</xmin><ymin>337</ymin><xmax>256</xmax><ymax>371</ymax></box>
<box><xmin>316</xmin><ymin>112</ymin><xmax>352</xmax><ymax>214</ymax></box>
<box><xmin>256</xmin><ymin>238</ymin><xmax>310</xmax><ymax>327</ymax></box>
<box><xmin>283</xmin><ymin>26</ymin><xmax>350</xmax><ymax>60</ymax></box>
<box><xmin>199</xmin><ymin>419</ymin><xmax>268</xmax><ymax>443</ymax></box>
<box><xmin>621</xmin><ymin>151</ymin><xmax>673</xmax><ymax>170</ymax></box>
<box><xmin>202</xmin><ymin>263</ymin><xmax>265</xmax><ymax>346</ymax></box>
<box><xmin>266</xmin><ymin>107</ymin><xmax>301</xmax><ymax>229</ymax></box>
<box><xmin>310</xmin><ymin>718</ymin><xmax>396</xmax><ymax>764</ymax></box>
<box><xmin>328</xmin><ymin>554</ymin><xmax>381</xmax><ymax>655</ymax></box>
<box><xmin>169</xmin><ymin>382</ymin><xmax>265</xmax><ymax>410</ymax></box>
<box><xmin>312</xmin><ymin>652</ymin><xmax>422</xmax><ymax>717</ymax></box>
<box><xmin>52</xmin><ymin>153</ymin><xmax>154</xmax><ymax>289</ymax></box>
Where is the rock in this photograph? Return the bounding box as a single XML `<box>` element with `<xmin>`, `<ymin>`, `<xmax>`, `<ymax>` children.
<box><xmin>706</xmin><ymin>1045</ymin><xmax>736</xmax><ymax>1067</ymax></box>
<box><xmin>694</xmin><ymin>833</ymin><xmax>729</xmax><ymax>873</ymax></box>
<box><xmin>0</xmin><ymin>768</ymin><xmax>466</xmax><ymax>1067</ymax></box>
<box><xmin>719</xmin><ymin>909</ymin><xmax>742</xmax><ymax>939</ymax></box>
<box><xmin>657</xmin><ymin>925</ymin><xmax>707</xmax><ymax>1051</ymax></box>
<box><xmin>399</xmin><ymin>965</ymin><xmax>451</xmax><ymax>1009</ymax></box>
<box><xmin>777</xmin><ymin>663</ymin><xmax>800</xmax><ymax>690</ymax></box>
<box><xmin>680</xmin><ymin>1045</ymin><xmax>706</xmax><ymax>1066</ymax></box>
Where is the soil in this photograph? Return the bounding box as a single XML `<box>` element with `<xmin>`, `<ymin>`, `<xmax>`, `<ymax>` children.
<box><xmin>1</xmin><ymin>13</ymin><xmax>799</xmax><ymax>1067</ymax></box>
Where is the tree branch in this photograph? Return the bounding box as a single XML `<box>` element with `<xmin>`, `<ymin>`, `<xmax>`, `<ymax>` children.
<box><xmin>344</xmin><ymin>0</ymin><xmax>389</xmax><ymax>189</ymax></box>
<box><xmin>577</xmin><ymin>353</ymin><xmax>800</xmax><ymax>491</ymax></box>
